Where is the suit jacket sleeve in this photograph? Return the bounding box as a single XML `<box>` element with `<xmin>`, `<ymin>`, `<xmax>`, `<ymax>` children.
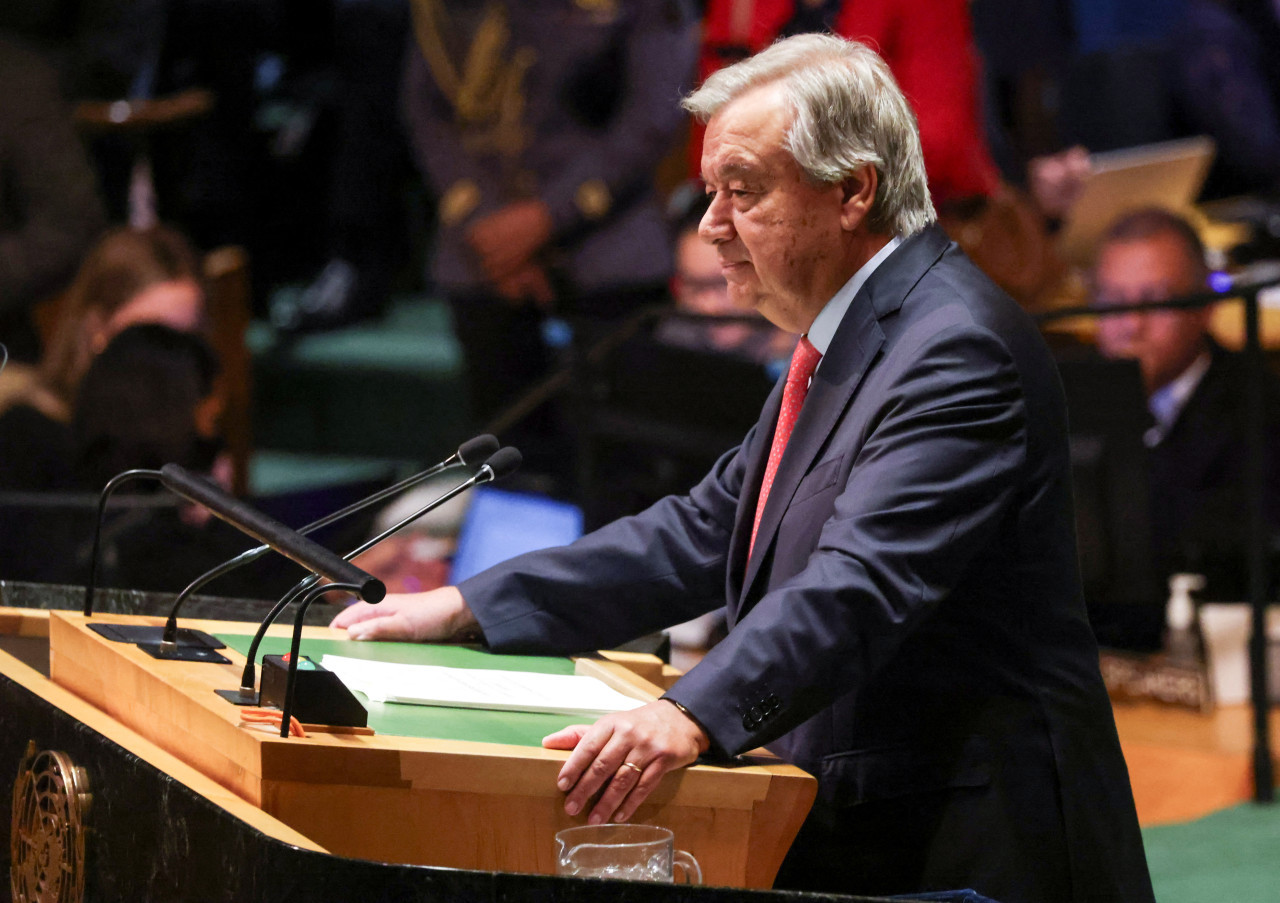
<box><xmin>459</xmin><ymin>423</ymin><xmax>765</xmax><ymax>654</ymax></box>
<box><xmin>667</xmin><ymin>322</ymin><xmax>1028</xmax><ymax>756</ymax></box>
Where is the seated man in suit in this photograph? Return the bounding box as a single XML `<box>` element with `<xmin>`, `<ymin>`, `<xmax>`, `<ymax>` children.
<box><xmin>658</xmin><ymin>185</ymin><xmax>793</xmax><ymax>368</ymax></box>
<box><xmin>334</xmin><ymin>34</ymin><xmax>1152</xmax><ymax>902</ymax></box>
<box><xmin>1093</xmin><ymin>207</ymin><xmax>1280</xmax><ymax>599</ymax></box>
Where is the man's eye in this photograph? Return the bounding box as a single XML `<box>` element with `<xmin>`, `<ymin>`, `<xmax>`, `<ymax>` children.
<box><xmin>704</xmin><ymin>187</ymin><xmax>752</xmax><ymax>202</ymax></box>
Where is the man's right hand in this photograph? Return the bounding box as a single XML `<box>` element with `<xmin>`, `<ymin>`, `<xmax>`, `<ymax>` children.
<box><xmin>328</xmin><ymin>586</ymin><xmax>479</xmax><ymax>643</ymax></box>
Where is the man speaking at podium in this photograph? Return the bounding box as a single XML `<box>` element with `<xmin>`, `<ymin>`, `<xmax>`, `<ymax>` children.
<box><xmin>334</xmin><ymin>34</ymin><xmax>1153</xmax><ymax>903</ymax></box>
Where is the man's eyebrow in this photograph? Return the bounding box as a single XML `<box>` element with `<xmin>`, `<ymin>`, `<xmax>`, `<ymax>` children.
<box><xmin>705</xmin><ymin>160</ymin><xmax>760</xmax><ymax>185</ymax></box>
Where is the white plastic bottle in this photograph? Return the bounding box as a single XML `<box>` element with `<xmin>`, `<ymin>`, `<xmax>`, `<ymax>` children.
<box><xmin>1165</xmin><ymin>573</ymin><xmax>1206</xmax><ymax>664</ymax></box>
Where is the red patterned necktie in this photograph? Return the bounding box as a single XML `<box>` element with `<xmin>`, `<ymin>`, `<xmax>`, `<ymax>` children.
<box><xmin>749</xmin><ymin>336</ymin><xmax>822</xmax><ymax>558</ymax></box>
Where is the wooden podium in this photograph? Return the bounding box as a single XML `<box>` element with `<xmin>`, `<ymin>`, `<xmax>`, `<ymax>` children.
<box><xmin>43</xmin><ymin>610</ymin><xmax>815</xmax><ymax>889</ymax></box>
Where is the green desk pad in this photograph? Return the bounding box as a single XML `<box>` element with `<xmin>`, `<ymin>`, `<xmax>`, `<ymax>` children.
<box><xmin>215</xmin><ymin>633</ymin><xmax>584</xmax><ymax>748</ymax></box>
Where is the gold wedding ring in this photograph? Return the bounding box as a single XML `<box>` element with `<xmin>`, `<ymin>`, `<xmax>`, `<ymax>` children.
<box><xmin>619</xmin><ymin>761</ymin><xmax>643</xmax><ymax>776</ymax></box>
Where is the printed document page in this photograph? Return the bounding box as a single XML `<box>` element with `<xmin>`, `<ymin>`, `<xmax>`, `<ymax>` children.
<box><xmin>321</xmin><ymin>654</ymin><xmax>646</xmax><ymax>718</ymax></box>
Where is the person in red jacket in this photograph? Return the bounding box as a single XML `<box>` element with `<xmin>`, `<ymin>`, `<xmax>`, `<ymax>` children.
<box><xmin>698</xmin><ymin>0</ymin><xmax>1000</xmax><ymax>207</ymax></box>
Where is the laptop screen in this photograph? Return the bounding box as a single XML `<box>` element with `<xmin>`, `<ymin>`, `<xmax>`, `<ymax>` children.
<box><xmin>1057</xmin><ymin>136</ymin><xmax>1215</xmax><ymax>266</ymax></box>
<box><xmin>449</xmin><ymin>486</ymin><xmax>585</xmax><ymax>584</ymax></box>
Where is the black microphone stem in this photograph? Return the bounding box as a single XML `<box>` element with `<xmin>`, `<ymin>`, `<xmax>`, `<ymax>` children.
<box><xmin>158</xmin><ymin>464</ymin><xmax>384</xmax><ymax>600</ymax></box>
<box><xmin>160</xmin><ymin>546</ymin><xmax>286</xmax><ymax>653</ymax></box>
<box><xmin>237</xmin><ymin>467</ymin><xmax>499</xmax><ymax>697</ymax></box>
<box><xmin>83</xmin><ymin>468</ymin><xmax>163</xmax><ymax>616</ymax></box>
<box><xmin>243</xmin><ymin>455</ymin><xmax>462</xmax><ymax>555</ymax></box>
<box><xmin>280</xmin><ymin>581</ymin><xmax>361</xmax><ymax>738</ymax></box>
<box><xmin>159</xmin><ymin>435</ymin><xmax>498</xmax><ymax>645</ymax></box>
<box><xmin>269</xmin><ymin>433</ymin><xmax>496</xmax><ymax>546</ymax></box>
<box><xmin>342</xmin><ymin>468</ymin><xmax>494</xmax><ymax>562</ymax></box>
<box><xmin>236</xmin><ymin>575</ymin><xmax>316</xmax><ymax>697</ymax></box>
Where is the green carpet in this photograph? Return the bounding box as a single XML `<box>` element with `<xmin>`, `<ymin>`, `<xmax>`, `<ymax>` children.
<box><xmin>1142</xmin><ymin>802</ymin><xmax>1280</xmax><ymax>901</ymax></box>
<box><xmin>249</xmin><ymin>295</ymin><xmax>468</xmax><ymax>459</ymax></box>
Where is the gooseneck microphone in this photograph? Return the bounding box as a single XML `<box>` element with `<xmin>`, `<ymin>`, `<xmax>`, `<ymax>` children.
<box><xmin>155</xmin><ymin>435</ymin><xmax>498</xmax><ymax>647</ymax></box>
<box><xmin>82</xmin><ymin>468</ymin><xmax>163</xmax><ymax>615</ymax></box>
<box><xmin>218</xmin><ymin>433</ymin><xmax>499</xmax><ymax>566</ymax></box>
<box><xmin>157</xmin><ymin>463</ymin><xmax>385</xmax><ymax>603</ymax></box>
<box><xmin>229</xmin><ymin>447</ymin><xmax>522</xmax><ymax>707</ymax></box>
<box><xmin>278</xmin><ymin>581</ymin><xmax>363</xmax><ymax>737</ymax></box>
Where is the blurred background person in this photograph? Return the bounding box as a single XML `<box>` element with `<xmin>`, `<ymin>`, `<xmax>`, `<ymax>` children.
<box><xmin>974</xmin><ymin>0</ymin><xmax>1280</xmax><ymax>223</ymax></box>
<box><xmin>657</xmin><ymin>185</ymin><xmax>793</xmax><ymax>368</ymax></box>
<box><xmin>1092</xmin><ymin>207</ymin><xmax>1280</xmax><ymax>599</ymax></box>
<box><xmin>69</xmin><ymin>322</ymin><xmax>224</xmax><ymax>491</ymax></box>
<box><xmin>0</xmin><ymin>224</ymin><xmax>205</xmax><ymax>490</ymax></box>
<box><xmin>699</xmin><ymin>0</ymin><xmax>1000</xmax><ymax>209</ymax></box>
<box><xmin>271</xmin><ymin>0</ymin><xmax>418</xmax><ymax>333</ymax></box>
<box><xmin>1170</xmin><ymin>0</ymin><xmax>1280</xmax><ymax>199</ymax></box>
<box><xmin>401</xmin><ymin>0</ymin><xmax>699</xmax><ymax>488</ymax></box>
<box><xmin>67</xmin><ymin>321</ymin><xmax>260</xmax><ymax>593</ymax></box>
<box><xmin>0</xmin><ymin>29</ymin><xmax>107</xmax><ymax>363</ymax></box>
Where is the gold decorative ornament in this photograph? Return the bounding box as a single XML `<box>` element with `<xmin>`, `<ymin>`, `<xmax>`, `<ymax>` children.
<box><xmin>410</xmin><ymin>0</ymin><xmax>536</xmax><ymax>158</ymax></box>
<box><xmin>11</xmin><ymin>741</ymin><xmax>91</xmax><ymax>903</ymax></box>
<box><xmin>574</xmin><ymin>180</ymin><xmax>612</xmax><ymax>220</ymax></box>
<box><xmin>439</xmin><ymin>180</ymin><xmax>483</xmax><ymax>227</ymax></box>
<box><xmin>574</xmin><ymin>0</ymin><xmax>620</xmax><ymax>22</ymax></box>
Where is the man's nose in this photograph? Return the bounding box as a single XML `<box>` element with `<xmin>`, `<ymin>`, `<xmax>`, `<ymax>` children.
<box><xmin>699</xmin><ymin>193</ymin><xmax>734</xmax><ymax>244</ymax></box>
<box><xmin>1102</xmin><ymin>309</ymin><xmax>1142</xmax><ymax>344</ymax></box>
<box><xmin>1116</xmin><ymin>309</ymin><xmax>1144</xmax><ymax>333</ymax></box>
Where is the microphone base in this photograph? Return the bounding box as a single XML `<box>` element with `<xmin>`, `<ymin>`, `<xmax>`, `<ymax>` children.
<box><xmin>214</xmin><ymin>687</ymin><xmax>261</xmax><ymax>706</ymax></box>
<box><xmin>137</xmin><ymin>642</ymin><xmax>232</xmax><ymax>664</ymax></box>
<box><xmin>89</xmin><ymin>622</ymin><xmax>225</xmax><ymax>650</ymax></box>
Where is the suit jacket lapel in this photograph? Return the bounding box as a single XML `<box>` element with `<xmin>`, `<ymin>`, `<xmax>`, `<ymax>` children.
<box><xmin>737</xmin><ymin>225</ymin><xmax>953</xmax><ymax>604</ymax></box>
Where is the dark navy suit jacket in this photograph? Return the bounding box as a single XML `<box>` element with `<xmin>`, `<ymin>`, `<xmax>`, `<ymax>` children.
<box><xmin>461</xmin><ymin>226</ymin><xmax>1154</xmax><ymax>902</ymax></box>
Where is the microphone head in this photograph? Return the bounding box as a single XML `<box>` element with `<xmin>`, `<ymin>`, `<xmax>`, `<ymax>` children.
<box><xmin>457</xmin><ymin>434</ymin><xmax>500</xmax><ymax>467</ymax></box>
<box><xmin>479</xmin><ymin>446</ymin><xmax>522</xmax><ymax>482</ymax></box>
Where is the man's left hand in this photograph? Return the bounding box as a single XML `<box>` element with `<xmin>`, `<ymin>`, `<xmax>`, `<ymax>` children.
<box><xmin>542</xmin><ymin>699</ymin><xmax>710</xmax><ymax>825</ymax></box>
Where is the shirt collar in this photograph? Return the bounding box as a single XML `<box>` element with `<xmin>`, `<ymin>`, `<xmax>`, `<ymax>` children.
<box><xmin>1148</xmin><ymin>350</ymin><xmax>1211</xmax><ymax>434</ymax></box>
<box><xmin>805</xmin><ymin>235</ymin><xmax>902</xmax><ymax>356</ymax></box>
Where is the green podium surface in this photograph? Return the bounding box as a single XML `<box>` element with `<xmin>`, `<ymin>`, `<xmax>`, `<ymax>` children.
<box><xmin>217</xmin><ymin>633</ymin><xmax>588</xmax><ymax>746</ymax></box>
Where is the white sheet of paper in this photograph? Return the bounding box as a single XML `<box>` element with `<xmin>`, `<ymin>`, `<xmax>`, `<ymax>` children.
<box><xmin>320</xmin><ymin>654</ymin><xmax>646</xmax><ymax>718</ymax></box>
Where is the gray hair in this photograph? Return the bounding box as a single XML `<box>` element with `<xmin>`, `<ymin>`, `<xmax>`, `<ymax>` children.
<box><xmin>683</xmin><ymin>34</ymin><xmax>936</xmax><ymax>237</ymax></box>
<box><xmin>1098</xmin><ymin>207</ymin><xmax>1208</xmax><ymax>278</ymax></box>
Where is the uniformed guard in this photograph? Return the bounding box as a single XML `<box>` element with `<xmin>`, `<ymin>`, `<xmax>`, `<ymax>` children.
<box><xmin>403</xmin><ymin>0</ymin><xmax>699</xmax><ymax>480</ymax></box>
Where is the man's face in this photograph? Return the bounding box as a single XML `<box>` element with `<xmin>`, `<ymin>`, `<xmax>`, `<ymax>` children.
<box><xmin>1093</xmin><ymin>231</ymin><xmax>1212</xmax><ymax>394</ymax></box>
<box><xmin>698</xmin><ymin>84</ymin><xmax>854</xmax><ymax>334</ymax></box>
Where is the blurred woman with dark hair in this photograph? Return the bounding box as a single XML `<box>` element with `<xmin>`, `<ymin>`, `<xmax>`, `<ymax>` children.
<box><xmin>70</xmin><ymin>323</ymin><xmax>223</xmax><ymax>491</ymax></box>
<box><xmin>40</xmin><ymin>224</ymin><xmax>205</xmax><ymax>409</ymax></box>
<box><xmin>62</xmin><ymin>322</ymin><xmax>258</xmax><ymax>593</ymax></box>
<box><xmin>0</xmin><ymin>224</ymin><xmax>206</xmax><ymax>489</ymax></box>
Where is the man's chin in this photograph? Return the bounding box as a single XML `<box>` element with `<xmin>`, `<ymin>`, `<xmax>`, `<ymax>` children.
<box><xmin>754</xmin><ymin>303</ymin><xmax>798</xmax><ymax>333</ymax></box>
<box><xmin>726</xmin><ymin>284</ymin><xmax>761</xmax><ymax>311</ymax></box>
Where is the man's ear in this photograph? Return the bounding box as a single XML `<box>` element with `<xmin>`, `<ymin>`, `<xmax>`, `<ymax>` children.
<box><xmin>839</xmin><ymin>165</ymin><xmax>878</xmax><ymax>232</ymax></box>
